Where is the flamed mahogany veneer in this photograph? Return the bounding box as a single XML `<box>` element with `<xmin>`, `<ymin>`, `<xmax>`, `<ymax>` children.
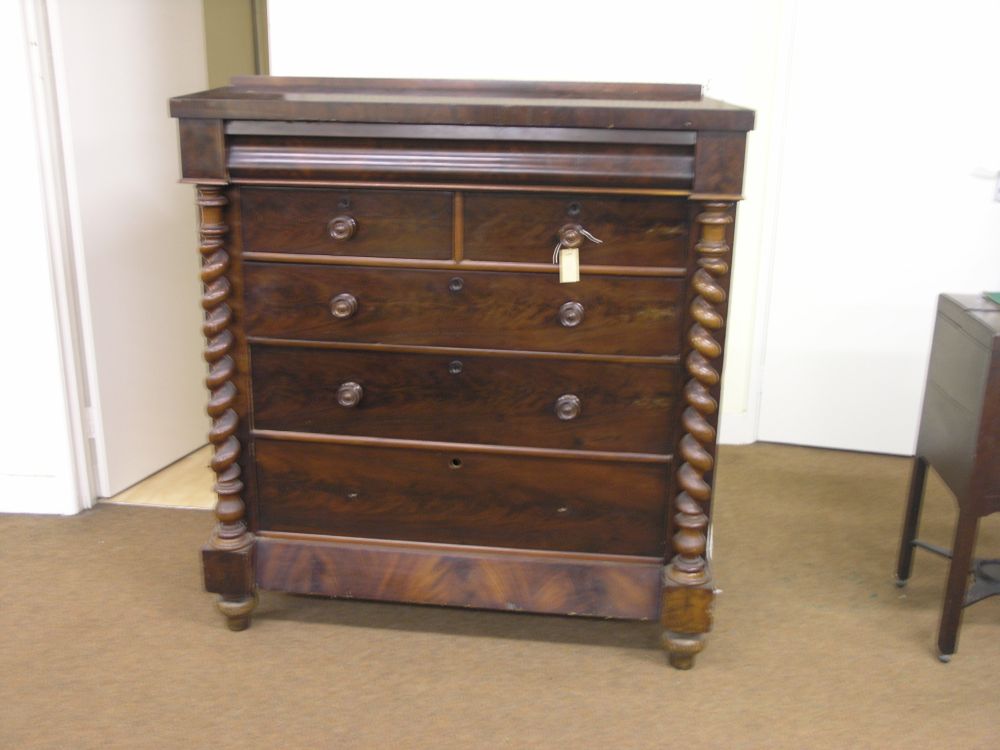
<box><xmin>171</xmin><ymin>76</ymin><xmax>754</xmax><ymax>669</ymax></box>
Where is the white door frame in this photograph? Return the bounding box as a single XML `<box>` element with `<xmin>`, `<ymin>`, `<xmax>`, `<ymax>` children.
<box><xmin>21</xmin><ymin>0</ymin><xmax>98</xmax><ymax>512</ymax></box>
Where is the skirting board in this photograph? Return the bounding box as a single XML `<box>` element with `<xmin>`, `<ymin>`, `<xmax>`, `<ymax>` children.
<box><xmin>0</xmin><ymin>473</ymin><xmax>79</xmax><ymax>514</ymax></box>
<box><xmin>718</xmin><ymin>408</ymin><xmax>757</xmax><ymax>445</ymax></box>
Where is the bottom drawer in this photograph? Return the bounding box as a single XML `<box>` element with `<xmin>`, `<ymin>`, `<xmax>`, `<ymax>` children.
<box><xmin>255</xmin><ymin>438</ymin><xmax>668</xmax><ymax>556</ymax></box>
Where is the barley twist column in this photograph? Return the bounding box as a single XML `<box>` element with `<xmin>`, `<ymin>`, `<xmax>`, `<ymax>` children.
<box><xmin>662</xmin><ymin>201</ymin><xmax>734</xmax><ymax>668</ymax></box>
<box><xmin>197</xmin><ymin>185</ymin><xmax>256</xmax><ymax>630</ymax></box>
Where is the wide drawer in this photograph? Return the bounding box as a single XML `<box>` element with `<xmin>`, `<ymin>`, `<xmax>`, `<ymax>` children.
<box><xmin>241</xmin><ymin>187</ymin><xmax>452</xmax><ymax>258</ymax></box>
<box><xmin>463</xmin><ymin>192</ymin><xmax>689</xmax><ymax>267</ymax></box>
<box><xmin>251</xmin><ymin>345</ymin><xmax>678</xmax><ymax>454</ymax></box>
<box><xmin>254</xmin><ymin>439</ymin><xmax>668</xmax><ymax>556</ymax></box>
<box><xmin>244</xmin><ymin>264</ymin><xmax>683</xmax><ymax>356</ymax></box>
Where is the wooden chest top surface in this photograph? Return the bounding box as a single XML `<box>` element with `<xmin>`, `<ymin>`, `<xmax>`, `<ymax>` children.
<box><xmin>170</xmin><ymin>76</ymin><xmax>755</xmax><ymax>132</ymax></box>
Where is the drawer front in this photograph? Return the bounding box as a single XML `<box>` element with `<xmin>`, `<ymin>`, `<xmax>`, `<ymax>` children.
<box><xmin>255</xmin><ymin>439</ymin><xmax>668</xmax><ymax>556</ymax></box>
<box><xmin>241</xmin><ymin>187</ymin><xmax>453</xmax><ymax>259</ymax></box>
<box><xmin>251</xmin><ymin>345</ymin><xmax>678</xmax><ymax>454</ymax></box>
<box><xmin>244</xmin><ymin>264</ymin><xmax>683</xmax><ymax>356</ymax></box>
<box><xmin>463</xmin><ymin>192</ymin><xmax>689</xmax><ymax>267</ymax></box>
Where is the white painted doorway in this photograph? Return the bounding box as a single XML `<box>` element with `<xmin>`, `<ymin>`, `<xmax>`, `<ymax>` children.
<box><xmin>47</xmin><ymin>0</ymin><xmax>211</xmax><ymax>498</ymax></box>
<box><xmin>756</xmin><ymin>1</ymin><xmax>1000</xmax><ymax>455</ymax></box>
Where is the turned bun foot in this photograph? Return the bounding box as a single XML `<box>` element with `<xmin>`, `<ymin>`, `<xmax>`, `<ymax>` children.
<box><xmin>663</xmin><ymin>631</ymin><xmax>704</xmax><ymax>670</ymax></box>
<box><xmin>216</xmin><ymin>592</ymin><xmax>258</xmax><ymax>631</ymax></box>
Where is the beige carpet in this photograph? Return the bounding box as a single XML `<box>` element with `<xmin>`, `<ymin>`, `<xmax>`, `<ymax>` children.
<box><xmin>2</xmin><ymin>443</ymin><xmax>998</xmax><ymax>749</ymax></box>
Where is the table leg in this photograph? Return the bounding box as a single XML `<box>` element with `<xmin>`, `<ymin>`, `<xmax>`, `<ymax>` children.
<box><xmin>896</xmin><ymin>456</ymin><xmax>928</xmax><ymax>586</ymax></box>
<box><xmin>937</xmin><ymin>509</ymin><xmax>978</xmax><ymax>662</ymax></box>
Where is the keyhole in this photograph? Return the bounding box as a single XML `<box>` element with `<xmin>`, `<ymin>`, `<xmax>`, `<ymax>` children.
<box><xmin>338</xmin><ymin>197</ymin><xmax>351</xmax><ymax>208</ymax></box>
<box><xmin>567</xmin><ymin>201</ymin><xmax>582</xmax><ymax>217</ymax></box>
<box><xmin>449</xmin><ymin>457</ymin><xmax>463</xmax><ymax>469</ymax></box>
<box><xmin>448</xmin><ymin>360</ymin><xmax>463</xmax><ymax>375</ymax></box>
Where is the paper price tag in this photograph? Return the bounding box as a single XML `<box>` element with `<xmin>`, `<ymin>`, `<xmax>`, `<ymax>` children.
<box><xmin>558</xmin><ymin>247</ymin><xmax>580</xmax><ymax>284</ymax></box>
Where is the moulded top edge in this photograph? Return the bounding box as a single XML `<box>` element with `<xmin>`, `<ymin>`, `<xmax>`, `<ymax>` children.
<box><xmin>169</xmin><ymin>76</ymin><xmax>755</xmax><ymax>132</ymax></box>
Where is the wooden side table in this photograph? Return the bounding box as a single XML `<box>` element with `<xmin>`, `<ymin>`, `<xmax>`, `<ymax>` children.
<box><xmin>896</xmin><ymin>294</ymin><xmax>1000</xmax><ymax>661</ymax></box>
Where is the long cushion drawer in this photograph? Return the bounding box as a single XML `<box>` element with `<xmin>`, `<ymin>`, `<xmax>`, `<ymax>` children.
<box><xmin>251</xmin><ymin>345</ymin><xmax>678</xmax><ymax>454</ymax></box>
<box><xmin>241</xmin><ymin>187</ymin><xmax>452</xmax><ymax>258</ymax></box>
<box><xmin>244</xmin><ymin>264</ymin><xmax>683</xmax><ymax>356</ymax></box>
<box><xmin>254</xmin><ymin>439</ymin><xmax>668</xmax><ymax>556</ymax></box>
<box><xmin>463</xmin><ymin>192</ymin><xmax>688</xmax><ymax>267</ymax></box>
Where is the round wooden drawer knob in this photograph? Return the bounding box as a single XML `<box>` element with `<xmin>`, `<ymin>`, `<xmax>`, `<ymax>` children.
<box><xmin>329</xmin><ymin>293</ymin><xmax>358</xmax><ymax>319</ymax></box>
<box><xmin>337</xmin><ymin>382</ymin><xmax>363</xmax><ymax>408</ymax></box>
<box><xmin>328</xmin><ymin>215</ymin><xmax>357</xmax><ymax>241</ymax></box>
<box><xmin>555</xmin><ymin>394</ymin><xmax>581</xmax><ymax>421</ymax></box>
<box><xmin>558</xmin><ymin>301</ymin><xmax>585</xmax><ymax>328</ymax></box>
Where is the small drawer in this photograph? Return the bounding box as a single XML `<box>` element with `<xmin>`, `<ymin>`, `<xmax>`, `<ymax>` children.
<box><xmin>244</xmin><ymin>264</ymin><xmax>683</xmax><ymax>356</ymax></box>
<box><xmin>241</xmin><ymin>187</ymin><xmax>452</xmax><ymax>259</ymax></box>
<box><xmin>254</xmin><ymin>438</ymin><xmax>668</xmax><ymax>556</ymax></box>
<box><xmin>251</xmin><ymin>345</ymin><xmax>678</xmax><ymax>454</ymax></box>
<box><xmin>463</xmin><ymin>192</ymin><xmax>689</xmax><ymax>267</ymax></box>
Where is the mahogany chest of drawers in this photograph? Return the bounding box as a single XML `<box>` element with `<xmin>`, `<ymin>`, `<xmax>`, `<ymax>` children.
<box><xmin>170</xmin><ymin>77</ymin><xmax>753</xmax><ymax>668</ymax></box>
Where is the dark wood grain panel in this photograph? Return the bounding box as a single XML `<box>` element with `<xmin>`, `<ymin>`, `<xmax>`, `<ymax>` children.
<box><xmin>464</xmin><ymin>192</ymin><xmax>689</xmax><ymax>266</ymax></box>
<box><xmin>228</xmin><ymin>136</ymin><xmax>694</xmax><ymax>188</ymax></box>
<box><xmin>241</xmin><ymin>187</ymin><xmax>452</xmax><ymax>258</ymax></box>
<box><xmin>255</xmin><ymin>535</ymin><xmax>662</xmax><ymax>620</ymax></box>
<box><xmin>178</xmin><ymin>118</ymin><xmax>225</xmax><ymax>180</ymax></box>
<box><xmin>227</xmin><ymin>120</ymin><xmax>699</xmax><ymax>146</ymax></box>
<box><xmin>254</xmin><ymin>439</ymin><xmax>668</xmax><ymax>556</ymax></box>
<box><xmin>251</xmin><ymin>345</ymin><xmax>678</xmax><ymax>453</ymax></box>
<box><xmin>693</xmin><ymin>131</ymin><xmax>748</xmax><ymax>195</ymax></box>
<box><xmin>171</xmin><ymin>77</ymin><xmax>754</xmax><ymax>132</ymax></box>
<box><xmin>243</xmin><ymin>263</ymin><xmax>683</xmax><ymax>356</ymax></box>
<box><xmin>233</xmin><ymin>177</ymin><xmax>692</xmax><ymax>197</ymax></box>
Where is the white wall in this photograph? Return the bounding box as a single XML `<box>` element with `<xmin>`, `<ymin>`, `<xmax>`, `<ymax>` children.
<box><xmin>757</xmin><ymin>1</ymin><xmax>1000</xmax><ymax>454</ymax></box>
<box><xmin>49</xmin><ymin>0</ymin><xmax>210</xmax><ymax>496</ymax></box>
<box><xmin>267</xmin><ymin>0</ymin><xmax>788</xmax><ymax>444</ymax></box>
<box><xmin>269</xmin><ymin>0</ymin><xmax>1000</xmax><ymax>455</ymax></box>
<box><xmin>0</xmin><ymin>1</ymin><xmax>78</xmax><ymax>514</ymax></box>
